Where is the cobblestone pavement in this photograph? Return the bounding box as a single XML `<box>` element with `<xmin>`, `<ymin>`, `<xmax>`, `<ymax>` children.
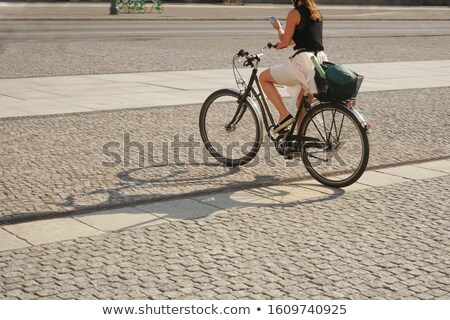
<box><xmin>1</xmin><ymin>36</ymin><xmax>450</xmax><ymax>79</ymax></box>
<box><xmin>1</xmin><ymin>4</ymin><xmax>449</xmax><ymax>301</ymax></box>
<box><xmin>1</xmin><ymin>174</ymin><xmax>448</xmax><ymax>299</ymax></box>
<box><xmin>1</xmin><ymin>87</ymin><xmax>449</xmax><ymax>222</ymax></box>
<box><xmin>1</xmin><ymin>4</ymin><xmax>449</xmax><ymax>79</ymax></box>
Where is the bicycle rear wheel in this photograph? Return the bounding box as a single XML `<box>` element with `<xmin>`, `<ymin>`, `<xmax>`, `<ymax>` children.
<box><xmin>299</xmin><ymin>103</ymin><xmax>369</xmax><ymax>187</ymax></box>
<box><xmin>199</xmin><ymin>89</ymin><xmax>261</xmax><ymax>167</ymax></box>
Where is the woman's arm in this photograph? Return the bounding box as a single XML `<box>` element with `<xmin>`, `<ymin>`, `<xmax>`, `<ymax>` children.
<box><xmin>274</xmin><ymin>9</ymin><xmax>300</xmax><ymax>50</ymax></box>
<box><xmin>271</xmin><ymin>19</ymin><xmax>285</xmax><ymax>42</ymax></box>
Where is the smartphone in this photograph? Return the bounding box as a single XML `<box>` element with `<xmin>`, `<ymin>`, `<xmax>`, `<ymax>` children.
<box><xmin>268</xmin><ymin>16</ymin><xmax>277</xmax><ymax>23</ymax></box>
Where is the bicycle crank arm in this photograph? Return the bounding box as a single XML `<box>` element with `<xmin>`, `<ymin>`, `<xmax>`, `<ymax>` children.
<box><xmin>298</xmin><ymin>136</ymin><xmax>321</xmax><ymax>142</ymax></box>
<box><xmin>303</xmin><ymin>142</ymin><xmax>328</xmax><ymax>149</ymax></box>
<box><xmin>304</xmin><ymin>152</ymin><xmax>329</xmax><ymax>162</ymax></box>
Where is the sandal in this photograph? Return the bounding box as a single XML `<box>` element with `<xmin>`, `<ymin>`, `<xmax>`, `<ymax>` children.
<box><xmin>273</xmin><ymin>114</ymin><xmax>294</xmax><ymax>134</ymax></box>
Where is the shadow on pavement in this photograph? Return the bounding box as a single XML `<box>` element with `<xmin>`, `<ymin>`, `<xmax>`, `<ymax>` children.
<box><xmin>0</xmin><ymin>161</ymin><xmax>345</xmax><ymax>227</ymax></box>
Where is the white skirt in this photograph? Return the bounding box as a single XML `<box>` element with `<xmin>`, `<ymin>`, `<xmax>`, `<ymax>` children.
<box><xmin>269</xmin><ymin>51</ymin><xmax>328</xmax><ymax>99</ymax></box>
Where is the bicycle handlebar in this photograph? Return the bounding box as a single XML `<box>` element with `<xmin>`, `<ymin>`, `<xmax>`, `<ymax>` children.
<box><xmin>234</xmin><ymin>43</ymin><xmax>278</xmax><ymax>68</ymax></box>
<box><xmin>235</xmin><ymin>50</ymin><xmax>261</xmax><ymax>66</ymax></box>
<box><xmin>236</xmin><ymin>42</ymin><xmax>276</xmax><ymax>59</ymax></box>
<box><xmin>236</xmin><ymin>49</ymin><xmax>248</xmax><ymax>58</ymax></box>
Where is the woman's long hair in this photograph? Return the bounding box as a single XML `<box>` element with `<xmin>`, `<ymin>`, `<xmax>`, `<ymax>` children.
<box><xmin>302</xmin><ymin>0</ymin><xmax>323</xmax><ymax>21</ymax></box>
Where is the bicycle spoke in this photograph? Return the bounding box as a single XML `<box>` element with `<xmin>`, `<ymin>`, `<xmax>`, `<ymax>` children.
<box><xmin>200</xmin><ymin>90</ymin><xmax>261</xmax><ymax>166</ymax></box>
<box><xmin>326</xmin><ymin>108</ymin><xmax>336</xmax><ymax>143</ymax></box>
<box><xmin>337</xmin><ymin>112</ymin><xmax>345</xmax><ymax>142</ymax></box>
<box><xmin>310</xmin><ymin>115</ymin><xmax>328</xmax><ymax>143</ymax></box>
<box><xmin>336</xmin><ymin>125</ymin><xmax>358</xmax><ymax>142</ymax></box>
<box><xmin>301</xmin><ymin>104</ymin><xmax>369</xmax><ymax>187</ymax></box>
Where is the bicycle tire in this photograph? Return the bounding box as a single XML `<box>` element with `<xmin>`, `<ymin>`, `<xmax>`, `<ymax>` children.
<box><xmin>199</xmin><ymin>89</ymin><xmax>262</xmax><ymax>167</ymax></box>
<box><xmin>299</xmin><ymin>103</ymin><xmax>369</xmax><ymax>187</ymax></box>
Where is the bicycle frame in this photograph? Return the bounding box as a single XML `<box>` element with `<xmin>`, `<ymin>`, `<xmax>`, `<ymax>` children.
<box><xmin>227</xmin><ymin>68</ymin><xmax>274</xmax><ymax>134</ymax></box>
<box><xmin>228</xmin><ymin>56</ymin><xmax>320</xmax><ymax>150</ymax></box>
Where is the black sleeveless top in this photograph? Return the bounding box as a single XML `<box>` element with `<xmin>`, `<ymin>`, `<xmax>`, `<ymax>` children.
<box><xmin>292</xmin><ymin>5</ymin><xmax>324</xmax><ymax>52</ymax></box>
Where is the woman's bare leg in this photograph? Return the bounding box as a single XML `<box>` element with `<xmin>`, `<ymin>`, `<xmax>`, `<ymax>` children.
<box><xmin>259</xmin><ymin>69</ymin><xmax>290</xmax><ymax>122</ymax></box>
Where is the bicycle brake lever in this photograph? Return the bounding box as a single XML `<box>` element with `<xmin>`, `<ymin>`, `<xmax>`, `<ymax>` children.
<box><xmin>243</xmin><ymin>60</ymin><xmax>253</xmax><ymax>68</ymax></box>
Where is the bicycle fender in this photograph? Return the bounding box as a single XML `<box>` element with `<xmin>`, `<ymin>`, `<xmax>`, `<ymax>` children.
<box><xmin>228</xmin><ymin>88</ymin><xmax>264</xmax><ymax>141</ymax></box>
<box><xmin>348</xmin><ymin>107</ymin><xmax>370</xmax><ymax>130</ymax></box>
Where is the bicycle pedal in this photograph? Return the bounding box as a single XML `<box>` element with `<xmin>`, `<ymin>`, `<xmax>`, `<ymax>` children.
<box><xmin>277</xmin><ymin>129</ymin><xmax>289</xmax><ymax>136</ymax></box>
<box><xmin>284</xmin><ymin>152</ymin><xmax>301</xmax><ymax>160</ymax></box>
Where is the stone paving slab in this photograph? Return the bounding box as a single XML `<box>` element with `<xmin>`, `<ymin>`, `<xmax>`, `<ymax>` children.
<box><xmin>6</xmin><ymin>99</ymin><xmax>93</xmax><ymax>116</ymax></box>
<box><xmin>292</xmin><ymin>181</ymin><xmax>343</xmax><ymax>196</ymax></box>
<box><xmin>245</xmin><ymin>184</ymin><xmax>335</xmax><ymax>204</ymax></box>
<box><xmin>2</xmin><ymin>218</ymin><xmax>104</xmax><ymax>246</ymax></box>
<box><xmin>0</xmin><ymin>228</ymin><xmax>29</xmax><ymax>252</ymax></box>
<box><xmin>332</xmin><ymin>181</ymin><xmax>370</xmax><ymax>192</ymax></box>
<box><xmin>194</xmin><ymin>190</ymin><xmax>282</xmax><ymax>212</ymax></box>
<box><xmin>415</xmin><ymin>159</ymin><xmax>450</xmax><ymax>174</ymax></box>
<box><xmin>136</xmin><ymin>199</ymin><xmax>225</xmax><ymax>222</ymax></box>
<box><xmin>74</xmin><ymin>207</ymin><xmax>166</xmax><ymax>232</ymax></box>
<box><xmin>378</xmin><ymin>166</ymin><xmax>448</xmax><ymax>180</ymax></box>
<box><xmin>356</xmin><ymin>171</ymin><xmax>411</xmax><ymax>187</ymax></box>
<box><xmin>1</xmin><ymin>159</ymin><xmax>448</xmax><ymax>253</ymax></box>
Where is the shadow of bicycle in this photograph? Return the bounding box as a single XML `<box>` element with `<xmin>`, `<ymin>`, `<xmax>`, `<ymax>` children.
<box><xmin>0</xmin><ymin>159</ymin><xmax>342</xmax><ymax>228</ymax></box>
<box><xmin>65</xmin><ymin>179</ymin><xmax>345</xmax><ymax>233</ymax></box>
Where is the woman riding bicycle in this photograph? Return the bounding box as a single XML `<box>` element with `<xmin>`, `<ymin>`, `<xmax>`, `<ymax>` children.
<box><xmin>260</xmin><ymin>0</ymin><xmax>327</xmax><ymax>134</ymax></box>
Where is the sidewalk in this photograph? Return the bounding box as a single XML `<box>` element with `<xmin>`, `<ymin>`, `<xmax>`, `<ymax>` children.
<box><xmin>1</xmin><ymin>60</ymin><xmax>450</xmax><ymax>118</ymax></box>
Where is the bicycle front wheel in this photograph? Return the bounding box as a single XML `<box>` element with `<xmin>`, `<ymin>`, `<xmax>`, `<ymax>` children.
<box><xmin>199</xmin><ymin>89</ymin><xmax>262</xmax><ymax>167</ymax></box>
<box><xmin>299</xmin><ymin>103</ymin><xmax>369</xmax><ymax>187</ymax></box>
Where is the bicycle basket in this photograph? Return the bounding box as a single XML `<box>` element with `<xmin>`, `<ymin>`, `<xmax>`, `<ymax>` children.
<box><xmin>315</xmin><ymin>62</ymin><xmax>364</xmax><ymax>100</ymax></box>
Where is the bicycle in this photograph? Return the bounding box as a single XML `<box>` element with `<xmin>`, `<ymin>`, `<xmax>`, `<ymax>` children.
<box><xmin>118</xmin><ymin>0</ymin><xmax>146</xmax><ymax>13</ymax></box>
<box><xmin>199</xmin><ymin>44</ymin><xmax>370</xmax><ymax>188</ymax></box>
<box><xmin>149</xmin><ymin>0</ymin><xmax>164</xmax><ymax>14</ymax></box>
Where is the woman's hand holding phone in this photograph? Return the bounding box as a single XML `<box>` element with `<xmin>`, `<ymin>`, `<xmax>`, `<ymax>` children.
<box><xmin>268</xmin><ymin>16</ymin><xmax>282</xmax><ymax>29</ymax></box>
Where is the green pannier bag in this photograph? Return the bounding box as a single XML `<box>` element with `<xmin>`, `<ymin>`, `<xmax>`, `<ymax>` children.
<box><xmin>316</xmin><ymin>62</ymin><xmax>363</xmax><ymax>99</ymax></box>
